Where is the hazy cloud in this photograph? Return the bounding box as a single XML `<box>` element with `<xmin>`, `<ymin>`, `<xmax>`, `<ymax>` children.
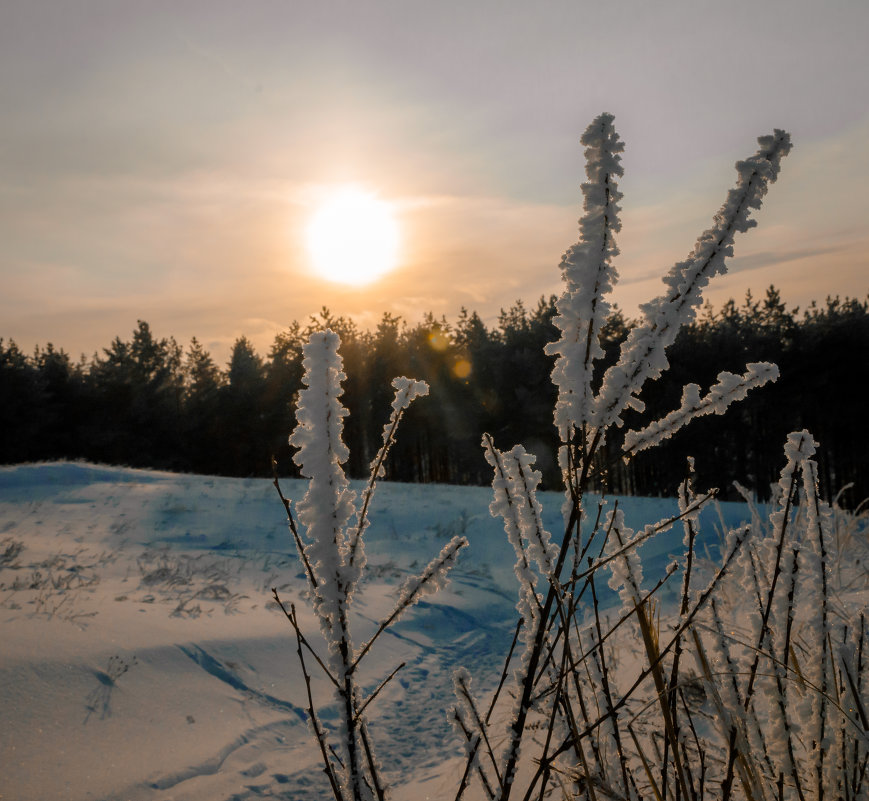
<box><xmin>729</xmin><ymin>245</ymin><xmax>846</xmax><ymax>274</ymax></box>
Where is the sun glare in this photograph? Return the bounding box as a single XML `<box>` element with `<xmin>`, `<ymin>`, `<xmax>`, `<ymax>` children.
<box><xmin>306</xmin><ymin>187</ymin><xmax>399</xmax><ymax>285</ymax></box>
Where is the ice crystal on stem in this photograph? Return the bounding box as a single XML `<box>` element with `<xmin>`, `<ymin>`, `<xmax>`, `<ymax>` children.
<box><xmin>283</xmin><ymin>330</ymin><xmax>452</xmax><ymax>801</ymax></box>
<box><xmin>346</xmin><ymin>377</ymin><xmax>429</xmax><ymax>592</ymax></box>
<box><xmin>482</xmin><ymin>436</ymin><xmax>546</xmax><ymax>626</ymax></box>
<box><xmin>466</xmin><ymin>116</ymin><xmax>793</xmax><ymax>801</ymax></box>
<box><xmin>623</xmin><ymin>362</ymin><xmax>779</xmax><ymax>456</ymax></box>
<box><xmin>594</xmin><ymin>130</ymin><xmax>791</xmax><ymax>435</ymax></box>
<box><xmin>289</xmin><ymin>330</ymin><xmax>358</xmax><ymax>629</ymax></box>
<box><xmin>604</xmin><ymin>509</ymin><xmax>644</xmax><ymax>615</ymax></box>
<box><xmin>546</xmin><ymin>112</ymin><xmax>624</xmax><ymax>442</ymax></box>
<box><xmin>395</xmin><ymin>535</ymin><xmax>467</xmax><ymax>610</ymax></box>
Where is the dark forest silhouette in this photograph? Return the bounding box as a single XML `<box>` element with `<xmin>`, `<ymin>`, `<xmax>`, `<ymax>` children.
<box><xmin>2</xmin><ymin>286</ymin><xmax>866</xmax><ymax>507</ymax></box>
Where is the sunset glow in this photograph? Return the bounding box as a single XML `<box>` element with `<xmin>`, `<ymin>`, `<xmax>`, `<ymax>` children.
<box><xmin>0</xmin><ymin>2</ymin><xmax>866</xmax><ymax>364</ymax></box>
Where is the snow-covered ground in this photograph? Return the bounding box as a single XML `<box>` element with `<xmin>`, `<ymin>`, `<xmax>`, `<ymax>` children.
<box><xmin>0</xmin><ymin>462</ymin><xmax>760</xmax><ymax>800</ymax></box>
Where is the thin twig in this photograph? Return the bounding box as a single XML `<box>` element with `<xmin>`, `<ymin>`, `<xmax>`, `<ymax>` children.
<box><xmin>272</xmin><ymin>589</ymin><xmax>340</xmax><ymax>688</ymax></box>
<box><xmin>357</xmin><ymin>716</ymin><xmax>387</xmax><ymax>801</ymax></box>
<box><xmin>541</xmin><ymin>524</ymin><xmax>753</xmax><ymax>767</ymax></box>
<box><xmin>354</xmin><ymin>662</ymin><xmax>406</xmax><ymax>724</ymax></box>
<box><xmin>271</xmin><ymin>457</ymin><xmax>318</xmax><ymax>594</ymax></box>
<box><xmin>455</xmin><ymin>672</ymin><xmax>504</xmax><ymax>789</ymax></box>
<box><xmin>571</xmin><ymin>491</ymin><xmax>717</xmax><ymax>587</ymax></box>
<box><xmin>287</xmin><ymin>601</ymin><xmax>345</xmax><ymax>801</ymax></box>
<box><xmin>485</xmin><ymin>616</ymin><xmax>524</xmax><ymax>723</ymax></box>
<box><xmin>453</xmin><ymin>710</ymin><xmax>496</xmax><ymax>800</ymax></box>
<box><xmin>350</xmin><ymin>538</ymin><xmax>468</xmax><ymax>674</ymax></box>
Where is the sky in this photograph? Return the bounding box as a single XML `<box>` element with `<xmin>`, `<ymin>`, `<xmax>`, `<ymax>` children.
<box><xmin>1</xmin><ymin>0</ymin><xmax>867</xmax><ymax>364</ymax></box>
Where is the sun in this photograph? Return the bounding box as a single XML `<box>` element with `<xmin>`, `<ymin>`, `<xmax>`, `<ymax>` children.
<box><xmin>306</xmin><ymin>187</ymin><xmax>400</xmax><ymax>285</ymax></box>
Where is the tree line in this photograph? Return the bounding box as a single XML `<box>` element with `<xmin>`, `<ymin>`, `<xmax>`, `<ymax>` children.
<box><xmin>1</xmin><ymin>286</ymin><xmax>866</xmax><ymax>507</ymax></box>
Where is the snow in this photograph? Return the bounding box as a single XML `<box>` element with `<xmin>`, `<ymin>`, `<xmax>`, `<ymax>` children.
<box><xmin>593</xmin><ymin>130</ymin><xmax>792</xmax><ymax>433</ymax></box>
<box><xmin>546</xmin><ymin>112</ymin><xmax>624</xmax><ymax>439</ymax></box>
<box><xmin>623</xmin><ymin>362</ymin><xmax>779</xmax><ymax>455</ymax></box>
<box><xmin>0</xmin><ymin>461</ymin><xmax>759</xmax><ymax>800</ymax></box>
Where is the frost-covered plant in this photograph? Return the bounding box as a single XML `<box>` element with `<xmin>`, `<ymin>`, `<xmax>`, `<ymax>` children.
<box><xmin>279</xmin><ymin>112</ymin><xmax>867</xmax><ymax>801</ymax></box>
<box><xmin>275</xmin><ymin>331</ymin><xmax>466</xmax><ymax>801</ymax></box>
<box><xmin>448</xmin><ymin>113</ymin><xmax>868</xmax><ymax>801</ymax></box>
<box><xmin>546</xmin><ymin>112</ymin><xmax>624</xmax><ymax>451</ymax></box>
<box><xmin>453</xmin><ymin>113</ymin><xmax>799</xmax><ymax>801</ymax></box>
<box><xmin>593</xmin><ymin>127</ymin><xmax>790</xmax><ymax>438</ymax></box>
<box><xmin>694</xmin><ymin>430</ymin><xmax>869</xmax><ymax>801</ymax></box>
<box><xmin>622</xmin><ymin>362</ymin><xmax>779</xmax><ymax>456</ymax></box>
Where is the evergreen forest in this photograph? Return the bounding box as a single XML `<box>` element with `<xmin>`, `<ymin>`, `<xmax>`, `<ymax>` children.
<box><xmin>2</xmin><ymin>286</ymin><xmax>866</xmax><ymax>507</ymax></box>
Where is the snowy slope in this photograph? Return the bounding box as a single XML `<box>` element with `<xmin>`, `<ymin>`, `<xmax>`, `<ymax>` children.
<box><xmin>0</xmin><ymin>463</ymin><xmax>755</xmax><ymax>801</ymax></box>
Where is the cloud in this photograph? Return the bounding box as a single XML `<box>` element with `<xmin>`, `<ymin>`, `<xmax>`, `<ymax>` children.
<box><xmin>3</xmin><ymin>2</ymin><xmax>868</xmax><ymax>365</ymax></box>
<box><xmin>728</xmin><ymin>245</ymin><xmax>846</xmax><ymax>274</ymax></box>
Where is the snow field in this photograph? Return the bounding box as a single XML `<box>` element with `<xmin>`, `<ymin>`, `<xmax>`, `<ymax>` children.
<box><xmin>0</xmin><ymin>462</ymin><xmax>754</xmax><ymax>800</ymax></box>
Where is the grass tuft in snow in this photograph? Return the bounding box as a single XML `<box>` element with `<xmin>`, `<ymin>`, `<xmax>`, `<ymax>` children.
<box><xmin>278</xmin><ymin>112</ymin><xmax>868</xmax><ymax>801</ymax></box>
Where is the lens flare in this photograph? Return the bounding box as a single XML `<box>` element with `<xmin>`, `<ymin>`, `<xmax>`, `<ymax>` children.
<box><xmin>428</xmin><ymin>331</ymin><xmax>450</xmax><ymax>351</ymax></box>
<box><xmin>453</xmin><ymin>359</ymin><xmax>472</xmax><ymax>379</ymax></box>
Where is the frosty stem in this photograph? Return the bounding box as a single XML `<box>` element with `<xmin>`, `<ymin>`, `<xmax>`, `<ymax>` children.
<box><xmin>283</xmin><ymin>332</ymin><xmax>464</xmax><ymax>800</ymax></box>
